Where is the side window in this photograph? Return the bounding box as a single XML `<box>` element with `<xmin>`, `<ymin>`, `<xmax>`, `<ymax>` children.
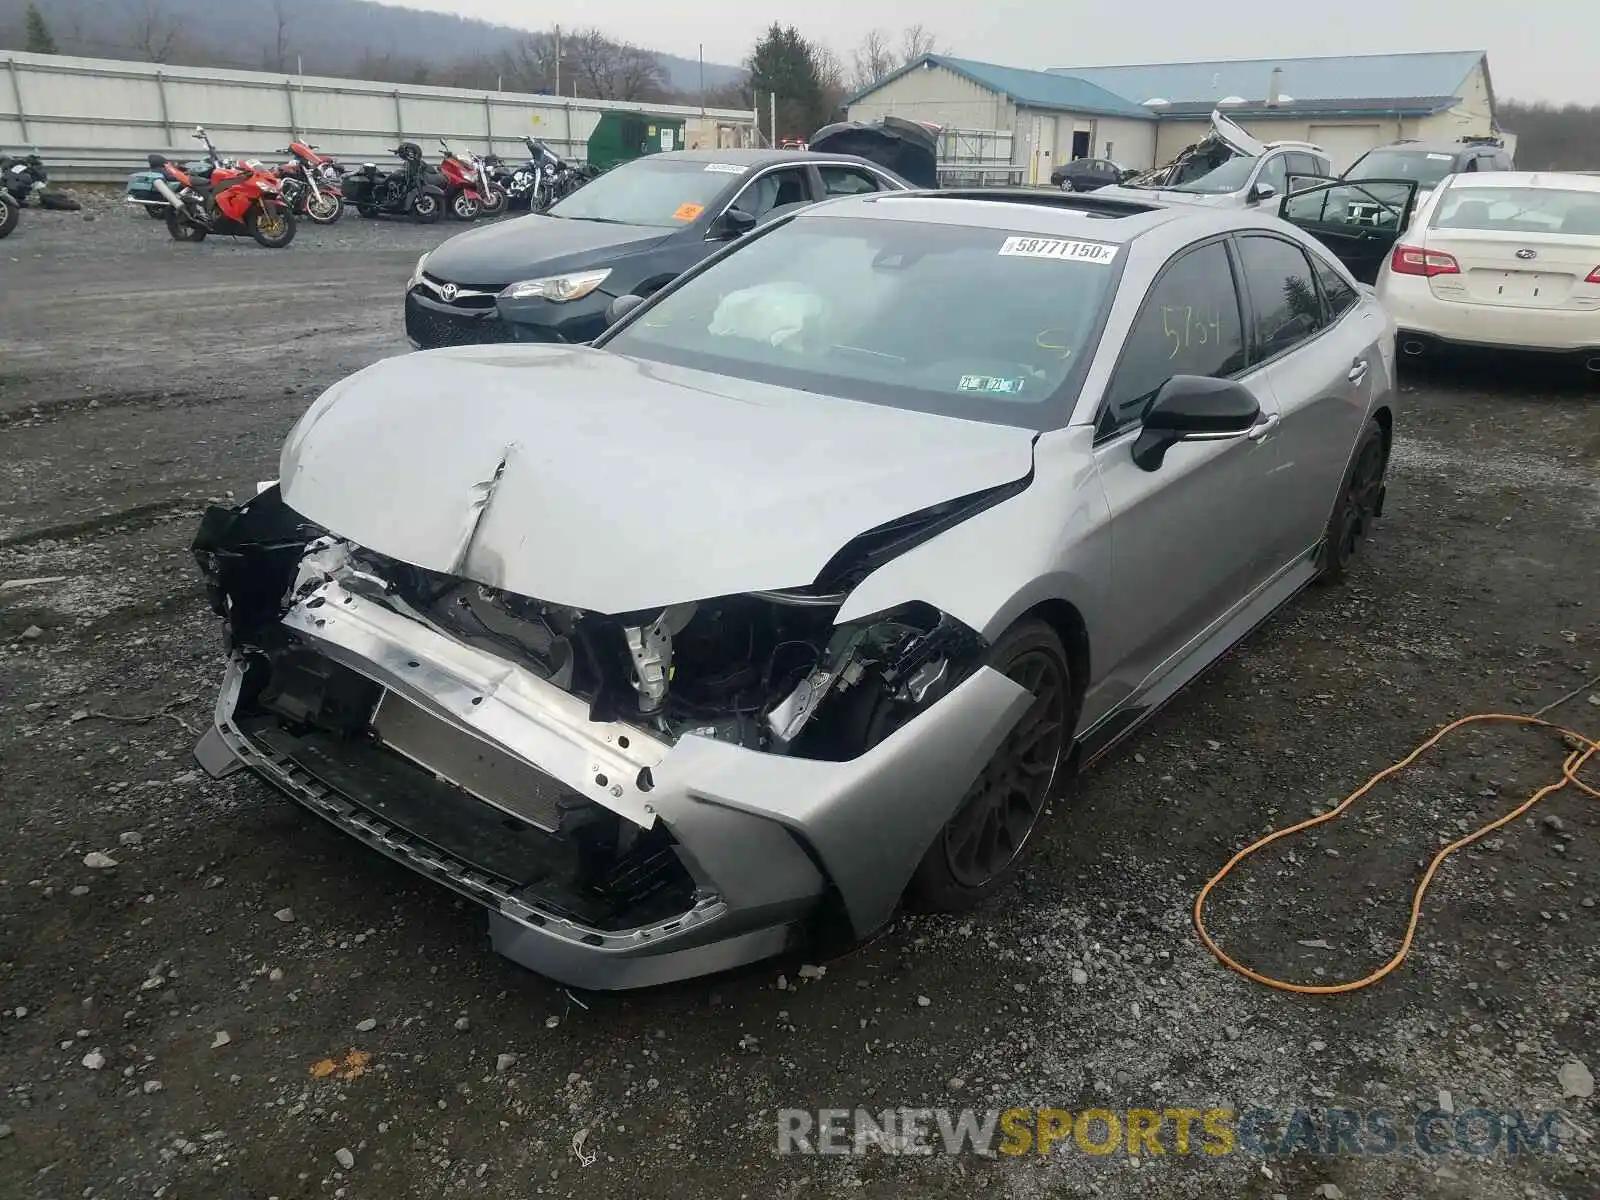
<box><xmin>1102</xmin><ymin>241</ymin><xmax>1248</xmax><ymax>432</ymax></box>
<box><xmin>1461</xmin><ymin>156</ymin><xmax>1479</xmax><ymax>173</ymax></box>
<box><xmin>818</xmin><ymin>165</ymin><xmax>882</xmax><ymax>196</ymax></box>
<box><xmin>731</xmin><ymin>167</ymin><xmax>811</xmax><ymax>220</ymax></box>
<box><xmin>1236</xmin><ymin>235</ymin><xmax>1325</xmax><ymax>360</ymax></box>
<box><xmin>1309</xmin><ymin>251</ymin><xmax>1358</xmax><ymax>320</ymax></box>
<box><xmin>1256</xmin><ymin>154</ymin><xmax>1289</xmax><ymax>194</ymax></box>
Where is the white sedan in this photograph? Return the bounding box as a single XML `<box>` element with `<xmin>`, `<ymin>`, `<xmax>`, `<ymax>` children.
<box><xmin>1382</xmin><ymin>172</ymin><xmax>1600</xmax><ymax>362</ymax></box>
<box><xmin>1279</xmin><ymin>171</ymin><xmax>1600</xmax><ymax>369</ymax></box>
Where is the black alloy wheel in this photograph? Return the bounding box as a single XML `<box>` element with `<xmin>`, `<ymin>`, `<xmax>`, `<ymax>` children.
<box><xmin>1319</xmin><ymin>417</ymin><xmax>1387</xmax><ymax>583</ymax></box>
<box><xmin>907</xmin><ymin>619</ymin><xmax>1074</xmax><ymax>911</ymax></box>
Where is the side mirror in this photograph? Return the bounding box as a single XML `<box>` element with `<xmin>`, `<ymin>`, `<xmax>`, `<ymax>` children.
<box><xmin>1249</xmin><ymin>181</ymin><xmax>1278</xmax><ymax>203</ymax></box>
<box><xmin>714</xmin><ymin>206</ymin><xmax>758</xmax><ymax>239</ymax></box>
<box><xmin>604</xmin><ymin>294</ymin><xmax>645</xmax><ymax>327</ymax></box>
<box><xmin>1132</xmin><ymin>376</ymin><xmax>1262</xmax><ymax>472</ymax></box>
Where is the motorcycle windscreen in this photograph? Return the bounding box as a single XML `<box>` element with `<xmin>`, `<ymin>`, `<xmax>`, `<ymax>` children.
<box><xmin>808</xmin><ymin>117</ymin><xmax>939</xmax><ymax>189</ymax></box>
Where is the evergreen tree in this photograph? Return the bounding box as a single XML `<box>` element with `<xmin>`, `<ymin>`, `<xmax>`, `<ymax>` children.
<box><xmin>24</xmin><ymin>4</ymin><xmax>59</xmax><ymax>55</ymax></box>
<box><xmin>746</xmin><ymin>24</ymin><xmax>828</xmax><ymax>143</ymax></box>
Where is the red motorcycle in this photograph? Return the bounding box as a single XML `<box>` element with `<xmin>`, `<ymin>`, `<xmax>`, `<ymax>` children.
<box><xmin>276</xmin><ymin>140</ymin><xmax>345</xmax><ymax>226</ymax></box>
<box><xmin>437</xmin><ymin>138</ymin><xmax>489</xmax><ymax>222</ymax></box>
<box><xmin>150</xmin><ymin>127</ymin><xmax>295</xmax><ymax>249</ymax></box>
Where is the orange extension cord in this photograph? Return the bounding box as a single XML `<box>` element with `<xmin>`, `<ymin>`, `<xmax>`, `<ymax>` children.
<box><xmin>1194</xmin><ymin>695</ymin><xmax>1600</xmax><ymax>995</ymax></box>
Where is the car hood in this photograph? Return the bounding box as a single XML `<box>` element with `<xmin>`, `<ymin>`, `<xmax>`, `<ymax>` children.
<box><xmin>278</xmin><ymin>346</ymin><xmax>1037</xmax><ymax>614</ymax></box>
<box><xmin>423</xmin><ymin>214</ymin><xmax>672</xmax><ymax>286</ymax></box>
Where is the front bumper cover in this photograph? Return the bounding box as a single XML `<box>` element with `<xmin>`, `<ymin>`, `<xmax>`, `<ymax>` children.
<box><xmin>197</xmin><ymin>577</ymin><xmax>1030</xmax><ymax>990</ymax></box>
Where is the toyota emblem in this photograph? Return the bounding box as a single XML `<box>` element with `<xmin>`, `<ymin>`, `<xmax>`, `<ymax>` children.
<box><xmin>1515</xmin><ymin>248</ymin><xmax>1536</xmax><ymax>260</ymax></box>
<box><xmin>440</xmin><ymin>282</ymin><xmax>458</xmax><ymax>301</ymax></box>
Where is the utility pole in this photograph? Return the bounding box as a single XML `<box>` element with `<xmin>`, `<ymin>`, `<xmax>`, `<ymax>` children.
<box><xmin>698</xmin><ymin>44</ymin><xmax>705</xmax><ymax>116</ymax></box>
<box><xmin>770</xmin><ymin>90</ymin><xmax>776</xmax><ymax>147</ymax></box>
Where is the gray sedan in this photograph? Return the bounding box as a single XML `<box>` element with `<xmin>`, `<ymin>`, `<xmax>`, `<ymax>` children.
<box><xmin>190</xmin><ymin>187</ymin><xmax>1397</xmax><ymax>990</ymax></box>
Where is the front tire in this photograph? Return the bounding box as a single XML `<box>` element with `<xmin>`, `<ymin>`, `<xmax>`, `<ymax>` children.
<box><xmin>0</xmin><ymin>194</ymin><xmax>16</xmax><ymax>239</ymax></box>
<box><xmin>1317</xmin><ymin>416</ymin><xmax>1388</xmax><ymax>583</ymax></box>
<box><xmin>905</xmin><ymin>619</ymin><xmax>1075</xmax><ymax>912</ymax></box>
<box><xmin>479</xmin><ymin>186</ymin><xmax>508</xmax><ymax>217</ymax></box>
<box><xmin>449</xmin><ymin>191</ymin><xmax>481</xmax><ymax>221</ymax></box>
<box><xmin>247</xmin><ymin>204</ymin><xmax>296</xmax><ymax>249</ymax></box>
<box><xmin>304</xmin><ymin>192</ymin><xmax>343</xmax><ymax>225</ymax></box>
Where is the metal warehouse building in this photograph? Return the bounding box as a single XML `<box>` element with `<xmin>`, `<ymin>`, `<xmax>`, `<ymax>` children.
<box><xmin>845</xmin><ymin>50</ymin><xmax>1503</xmax><ymax>184</ymax></box>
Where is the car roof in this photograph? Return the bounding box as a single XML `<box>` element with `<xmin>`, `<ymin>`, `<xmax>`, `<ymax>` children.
<box><xmin>793</xmin><ymin>188</ymin><xmax>1260</xmax><ymax>246</ymax></box>
<box><xmin>647</xmin><ymin>148</ymin><xmax>887</xmax><ymax>169</ymax></box>
<box><xmin>1436</xmin><ymin>171</ymin><xmax>1600</xmax><ymax>193</ymax></box>
<box><xmin>1364</xmin><ymin>140</ymin><xmax>1497</xmax><ymax>157</ymax></box>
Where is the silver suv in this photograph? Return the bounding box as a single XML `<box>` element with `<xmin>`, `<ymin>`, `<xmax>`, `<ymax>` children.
<box><xmin>1100</xmin><ymin>110</ymin><xmax>1333</xmax><ymax>209</ymax></box>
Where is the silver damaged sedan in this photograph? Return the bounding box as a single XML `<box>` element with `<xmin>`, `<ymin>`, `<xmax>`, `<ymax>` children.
<box><xmin>191</xmin><ymin>188</ymin><xmax>1397</xmax><ymax>990</ymax></box>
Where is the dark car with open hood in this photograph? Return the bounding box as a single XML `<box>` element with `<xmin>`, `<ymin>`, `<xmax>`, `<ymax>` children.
<box><xmin>404</xmin><ymin>147</ymin><xmax>916</xmax><ymax>350</ymax></box>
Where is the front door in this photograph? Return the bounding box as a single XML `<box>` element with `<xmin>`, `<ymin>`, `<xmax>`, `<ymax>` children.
<box><xmin>1090</xmin><ymin>237</ymin><xmax>1284</xmax><ymax>712</ymax></box>
<box><xmin>1279</xmin><ymin>179</ymin><xmax>1420</xmax><ymax>283</ymax></box>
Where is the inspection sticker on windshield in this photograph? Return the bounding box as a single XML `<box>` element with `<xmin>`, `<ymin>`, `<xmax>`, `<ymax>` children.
<box><xmin>704</xmin><ymin>162</ymin><xmax>749</xmax><ymax>174</ymax></box>
<box><xmin>999</xmin><ymin>236</ymin><xmax>1118</xmax><ymax>265</ymax></box>
<box><xmin>959</xmin><ymin>374</ymin><xmax>1027</xmax><ymax>395</ymax></box>
<box><xmin>1426</xmin><ymin>153</ymin><xmax>1453</xmax><ymax>161</ymax></box>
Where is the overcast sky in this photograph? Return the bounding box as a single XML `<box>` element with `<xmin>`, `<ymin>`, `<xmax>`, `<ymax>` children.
<box><xmin>373</xmin><ymin>0</ymin><xmax>1590</xmax><ymax>104</ymax></box>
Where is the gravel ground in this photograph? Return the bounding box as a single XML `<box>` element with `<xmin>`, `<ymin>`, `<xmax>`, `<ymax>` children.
<box><xmin>1</xmin><ymin>199</ymin><xmax>1598</xmax><ymax>1200</ymax></box>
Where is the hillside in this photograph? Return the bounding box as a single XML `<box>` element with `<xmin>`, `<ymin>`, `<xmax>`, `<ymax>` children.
<box><xmin>0</xmin><ymin>0</ymin><xmax>746</xmax><ymax>99</ymax></box>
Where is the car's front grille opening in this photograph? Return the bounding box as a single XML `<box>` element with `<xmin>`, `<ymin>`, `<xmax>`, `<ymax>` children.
<box><xmin>237</xmin><ymin>647</ymin><xmax>698</xmax><ymax>931</ymax></box>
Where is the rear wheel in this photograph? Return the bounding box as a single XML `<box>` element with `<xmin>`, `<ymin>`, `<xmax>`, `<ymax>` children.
<box><xmin>247</xmin><ymin>204</ymin><xmax>296</xmax><ymax>249</ymax></box>
<box><xmin>165</xmin><ymin>210</ymin><xmax>206</xmax><ymax>242</ymax></box>
<box><xmin>1317</xmin><ymin>417</ymin><xmax>1388</xmax><ymax>583</ymax></box>
<box><xmin>411</xmin><ymin>193</ymin><xmax>441</xmax><ymax>224</ymax></box>
<box><xmin>905</xmin><ymin>619</ymin><xmax>1075</xmax><ymax>912</ymax></box>
<box><xmin>449</xmin><ymin>190</ymin><xmax>481</xmax><ymax>221</ymax></box>
<box><xmin>0</xmin><ymin>193</ymin><xmax>16</xmax><ymax>239</ymax></box>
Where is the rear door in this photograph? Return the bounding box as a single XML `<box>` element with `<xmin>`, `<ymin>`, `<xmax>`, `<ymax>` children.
<box><xmin>1091</xmin><ymin>237</ymin><xmax>1284</xmax><ymax>709</ymax></box>
<box><xmin>1278</xmin><ymin>179</ymin><xmax>1420</xmax><ymax>283</ymax></box>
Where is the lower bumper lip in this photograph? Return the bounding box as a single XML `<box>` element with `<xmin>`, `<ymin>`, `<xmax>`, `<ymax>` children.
<box><xmin>197</xmin><ymin>578</ymin><xmax>1030</xmax><ymax>989</ymax></box>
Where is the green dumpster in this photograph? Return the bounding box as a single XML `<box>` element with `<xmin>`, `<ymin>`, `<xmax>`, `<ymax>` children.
<box><xmin>587</xmin><ymin>112</ymin><xmax>687</xmax><ymax>171</ymax></box>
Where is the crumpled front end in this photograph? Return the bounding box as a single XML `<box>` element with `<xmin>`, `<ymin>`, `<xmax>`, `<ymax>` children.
<box><xmin>190</xmin><ymin>488</ymin><xmax>1030</xmax><ymax>990</ymax></box>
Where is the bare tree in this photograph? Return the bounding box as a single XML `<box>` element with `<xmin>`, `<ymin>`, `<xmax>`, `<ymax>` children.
<box><xmin>848</xmin><ymin>25</ymin><xmax>942</xmax><ymax>93</ymax></box>
<box><xmin>565</xmin><ymin>27</ymin><xmax>663</xmax><ymax>102</ymax></box>
<box><xmin>267</xmin><ymin>0</ymin><xmax>295</xmax><ymax>72</ymax></box>
<box><xmin>849</xmin><ymin>28</ymin><xmax>895</xmax><ymax>93</ymax></box>
<box><xmin>899</xmin><ymin>24</ymin><xmax>938</xmax><ymax>64</ymax></box>
<box><xmin>122</xmin><ymin>0</ymin><xmax>182</xmax><ymax>63</ymax></box>
<box><xmin>811</xmin><ymin>43</ymin><xmax>847</xmax><ymax>118</ymax></box>
<box><xmin>497</xmin><ymin>34</ymin><xmax>557</xmax><ymax>93</ymax></box>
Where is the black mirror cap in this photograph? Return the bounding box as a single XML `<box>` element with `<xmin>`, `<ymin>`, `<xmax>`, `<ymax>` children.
<box><xmin>1249</xmin><ymin>181</ymin><xmax>1278</xmax><ymax>203</ymax></box>
<box><xmin>718</xmin><ymin>206</ymin><xmax>758</xmax><ymax>237</ymax></box>
<box><xmin>604</xmin><ymin>293</ymin><xmax>645</xmax><ymax>327</ymax></box>
<box><xmin>1132</xmin><ymin>375</ymin><xmax>1261</xmax><ymax>471</ymax></box>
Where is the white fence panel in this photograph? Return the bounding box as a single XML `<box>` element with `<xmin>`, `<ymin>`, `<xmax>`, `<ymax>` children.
<box><xmin>0</xmin><ymin>50</ymin><xmax>755</xmax><ymax>180</ymax></box>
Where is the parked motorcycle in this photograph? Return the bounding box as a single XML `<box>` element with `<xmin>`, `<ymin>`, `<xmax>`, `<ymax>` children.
<box><xmin>0</xmin><ymin>182</ymin><xmax>18</xmax><ymax>239</ymax></box>
<box><xmin>148</xmin><ymin>127</ymin><xmax>296</xmax><ymax>249</ymax></box>
<box><xmin>127</xmin><ymin>152</ymin><xmax>219</xmax><ymax>217</ymax></box>
<box><xmin>275</xmin><ymin>141</ymin><xmax>345</xmax><ymax>225</ymax></box>
<box><xmin>437</xmin><ymin>139</ymin><xmax>495</xmax><ymax>221</ymax></box>
<box><xmin>1</xmin><ymin>150</ymin><xmax>47</xmax><ymax>204</ymax></box>
<box><xmin>341</xmin><ymin>142</ymin><xmax>443</xmax><ymax>223</ymax></box>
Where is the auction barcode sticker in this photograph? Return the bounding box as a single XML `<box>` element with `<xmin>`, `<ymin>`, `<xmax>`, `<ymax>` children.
<box><xmin>999</xmin><ymin>236</ymin><xmax>1118</xmax><ymax>265</ymax></box>
<box><xmin>704</xmin><ymin>163</ymin><xmax>749</xmax><ymax>174</ymax></box>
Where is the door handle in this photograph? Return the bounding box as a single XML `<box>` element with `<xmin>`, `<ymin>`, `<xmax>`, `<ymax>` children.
<box><xmin>1246</xmin><ymin>412</ymin><xmax>1281</xmax><ymax>441</ymax></box>
<box><xmin>1347</xmin><ymin>360</ymin><xmax>1370</xmax><ymax>383</ymax></box>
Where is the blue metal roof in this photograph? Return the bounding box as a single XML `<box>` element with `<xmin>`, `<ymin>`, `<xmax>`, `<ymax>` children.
<box><xmin>1048</xmin><ymin>52</ymin><xmax>1485</xmax><ymax>107</ymax></box>
<box><xmin>848</xmin><ymin>55</ymin><xmax>1155</xmax><ymax>119</ymax></box>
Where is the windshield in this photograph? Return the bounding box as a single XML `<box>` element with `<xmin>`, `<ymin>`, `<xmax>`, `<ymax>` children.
<box><xmin>1346</xmin><ymin>149</ymin><xmax>1459</xmax><ymax>189</ymax></box>
<box><xmin>1432</xmin><ymin>186</ymin><xmax>1600</xmax><ymax>234</ymax></box>
<box><xmin>1169</xmin><ymin>154</ymin><xmax>1258</xmax><ymax>194</ymax></box>
<box><xmin>548</xmin><ymin>157</ymin><xmax>738</xmax><ymax>227</ymax></box>
<box><xmin>602</xmin><ymin>214</ymin><xmax>1120</xmax><ymax>429</ymax></box>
